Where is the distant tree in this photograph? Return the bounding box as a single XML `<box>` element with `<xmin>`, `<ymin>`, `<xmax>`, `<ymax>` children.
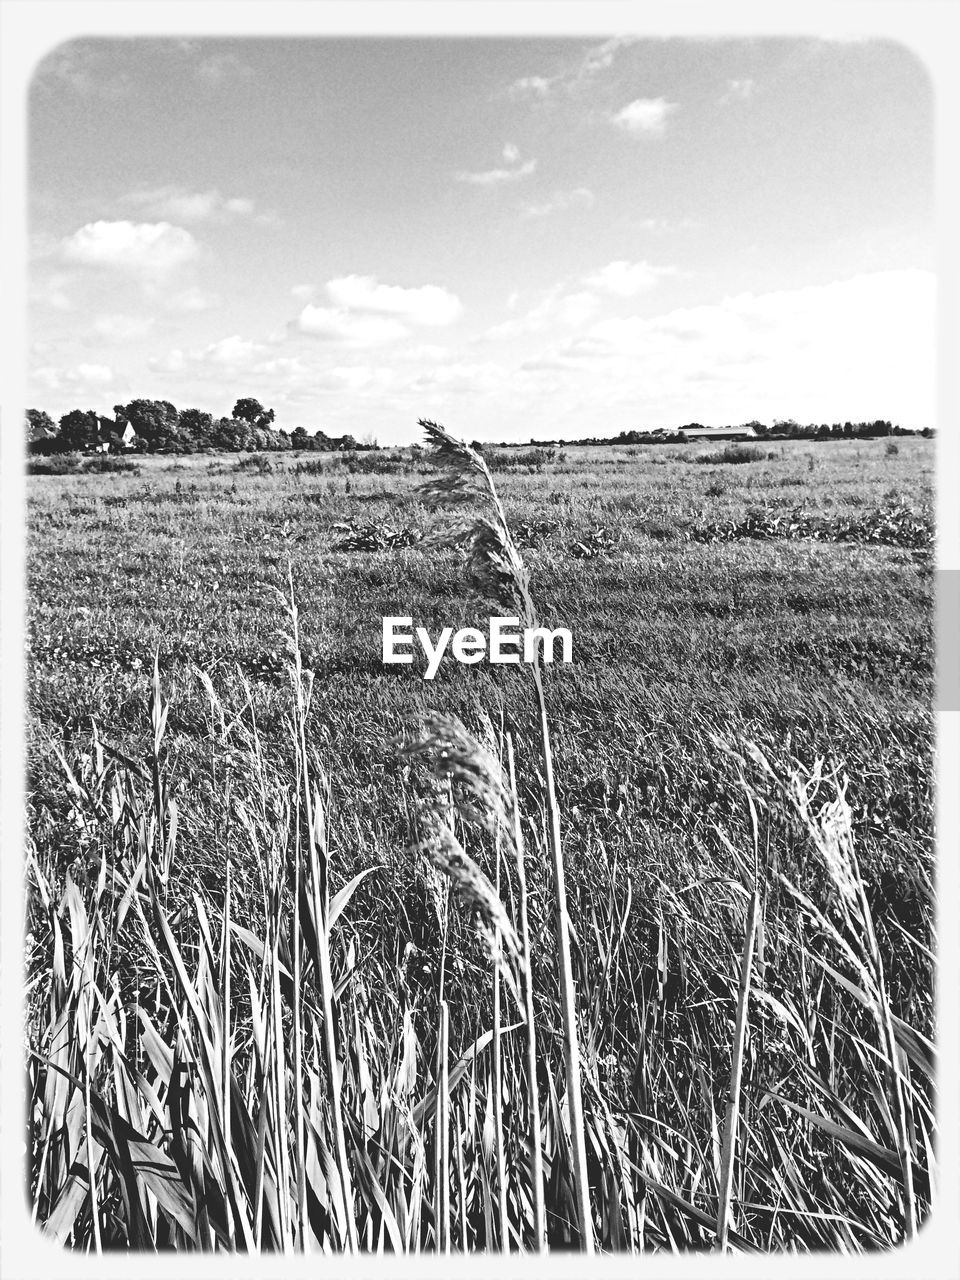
<box><xmin>232</xmin><ymin>398</ymin><xmax>275</xmax><ymax>429</ymax></box>
<box><xmin>57</xmin><ymin>409</ymin><xmax>100</xmax><ymax>451</ymax></box>
<box><xmin>212</xmin><ymin>417</ymin><xmax>253</xmax><ymax>451</ymax></box>
<box><xmin>26</xmin><ymin>408</ymin><xmax>55</xmax><ymax>442</ymax></box>
<box><xmin>290</xmin><ymin>426</ymin><xmax>311</xmax><ymax>450</ymax></box>
<box><xmin>178</xmin><ymin>408</ymin><xmax>215</xmax><ymax>451</ymax></box>
<box><xmin>115</xmin><ymin>400</ymin><xmax>181</xmax><ymax>451</ymax></box>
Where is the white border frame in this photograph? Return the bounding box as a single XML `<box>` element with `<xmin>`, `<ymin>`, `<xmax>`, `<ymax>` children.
<box><xmin>2</xmin><ymin>5</ymin><xmax>957</xmax><ymax>1278</ymax></box>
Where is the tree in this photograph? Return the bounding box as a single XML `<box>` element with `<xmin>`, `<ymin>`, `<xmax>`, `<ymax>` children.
<box><xmin>115</xmin><ymin>400</ymin><xmax>181</xmax><ymax>452</ymax></box>
<box><xmin>290</xmin><ymin>426</ymin><xmax>310</xmax><ymax>450</ymax></box>
<box><xmin>178</xmin><ymin>408</ymin><xmax>215</xmax><ymax>451</ymax></box>
<box><xmin>26</xmin><ymin>408</ymin><xmax>55</xmax><ymax>442</ymax></box>
<box><xmin>232</xmin><ymin>398</ymin><xmax>275</xmax><ymax>429</ymax></box>
<box><xmin>57</xmin><ymin>409</ymin><xmax>100</xmax><ymax>451</ymax></box>
<box><xmin>211</xmin><ymin>417</ymin><xmax>253</xmax><ymax>451</ymax></box>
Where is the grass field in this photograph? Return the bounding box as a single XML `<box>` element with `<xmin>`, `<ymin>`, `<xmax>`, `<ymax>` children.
<box><xmin>24</xmin><ymin>433</ymin><xmax>936</xmax><ymax>1252</ymax></box>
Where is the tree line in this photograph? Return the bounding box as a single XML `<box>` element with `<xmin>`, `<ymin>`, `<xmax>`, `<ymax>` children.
<box><xmin>607</xmin><ymin>419</ymin><xmax>931</xmax><ymax>445</ymax></box>
<box><xmin>25</xmin><ymin>398</ymin><xmax>374</xmax><ymax>455</ymax></box>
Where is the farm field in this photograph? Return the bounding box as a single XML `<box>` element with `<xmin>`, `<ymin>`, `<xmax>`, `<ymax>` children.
<box><xmin>25</xmin><ymin>434</ymin><xmax>936</xmax><ymax>1252</ymax></box>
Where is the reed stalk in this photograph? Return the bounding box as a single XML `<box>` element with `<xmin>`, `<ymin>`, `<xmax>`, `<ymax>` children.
<box><xmin>715</xmin><ymin>887</ymin><xmax>760</xmax><ymax>1251</ymax></box>
<box><xmin>507</xmin><ymin>732</ymin><xmax>547</xmax><ymax>1250</ymax></box>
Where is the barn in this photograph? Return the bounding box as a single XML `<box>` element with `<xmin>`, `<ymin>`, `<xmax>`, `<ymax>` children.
<box><xmin>677</xmin><ymin>425</ymin><xmax>758</xmax><ymax>442</ymax></box>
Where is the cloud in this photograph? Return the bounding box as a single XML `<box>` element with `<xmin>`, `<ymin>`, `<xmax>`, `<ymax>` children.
<box><xmin>582</xmin><ymin>259</ymin><xmax>678</xmax><ymax>297</ymax></box>
<box><xmin>165</xmin><ymin>286</ymin><xmax>221</xmax><ymax>313</ymax></box>
<box><xmin>252</xmin><ymin>356</ymin><xmax>310</xmax><ymax>378</ymax></box>
<box><xmin>194</xmin><ymin>51</ymin><xmax>254</xmax><ymax>84</ymax></box>
<box><xmin>721</xmin><ymin>78</ymin><xmax>755</xmax><ymax>103</ymax></box>
<box><xmin>454</xmin><ymin>148</ymin><xmax>537</xmax><ymax>186</ymax></box>
<box><xmin>122</xmin><ymin>187</ymin><xmax>259</xmax><ymax>223</ymax></box>
<box><xmin>147</xmin><ymin>333</ymin><xmax>265</xmax><ymax>377</ymax></box>
<box><xmin>609</xmin><ymin>98</ymin><xmax>678</xmax><ymax>136</ymax></box>
<box><xmin>32</xmin><ymin>362</ymin><xmax>114</xmax><ymax>391</ymax></box>
<box><xmin>147</xmin><ymin>349</ymin><xmax>187</xmax><ymax>374</ymax></box>
<box><xmin>197</xmin><ymin>335</ymin><xmax>264</xmax><ymax>366</ymax></box>
<box><xmin>323</xmin><ymin>275</ymin><xmax>462</xmax><ymax>325</ymax></box>
<box><xmin>91</xmin><ymin>314</ymin><xmax>155</xmax><ymax>342</ymax></box>
<box><xmin>548</xmin><ymin>270</ymin><xmax>935</xmax><ymax>424</ymax></box>
<box><xmin>508</xmin><ymin>74</ymin><xmax>554</xmax><ymax>99</ymax></box>
<box><xmin>506</xmin><ymin>36</ymin><xmax>637</xmax><ymax>100</ymax></box>
<box><xmin>520</xmin><ymin>188</ymin><xmax>595</xmax><ymax>219</ymax></box>
<box><xmin>298</xmin><ymin>306</ymin><xmax>411</xmax><ymax>347</ymax></box>
<box><xmin>479</xmin><ymin>284</ymin><xmax>599</xmax><ymax>342</ymax></box>
<box><xmin>61</xmin><ymin>220</ymin><xmax>198</xmax><ymax>280</ymax></box>
<box><xmin>296</xmin><ymin>274</ymin><xmax>462</xmax><ymax>347</ymax></box>
<box><xmin>30</xmin><ymin>271</ymin><xmax>73</xmax><ymax>311</ymax></box>
<box><xmin>32</xmin><ymin>40</ymin><xmax>128</xmax><ymax>98</ymax></box>
<box><xmin>576</xmin><ymin>36</ymin><xmax>637</xmax><ymax>80</ymax></box>
<box><xmin>291</xmin><ymin>284</ymin><xmax>315</xmax><ymax>301</ymax></box>
<box><xmin>407</xmin><ymin>361</ymin><xmax>504</xmax><ymax>394</ymax></box>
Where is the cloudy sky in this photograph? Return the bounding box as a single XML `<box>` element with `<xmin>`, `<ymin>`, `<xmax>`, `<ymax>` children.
<box><xmin>28</xmin><ymin>36</ymin><xmax>933</xmax><ymax>442</ymax></box>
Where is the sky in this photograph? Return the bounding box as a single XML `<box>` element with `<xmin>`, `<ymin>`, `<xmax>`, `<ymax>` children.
<box><xmin>27</xmin><ymin>36</ymin><xmax>934</xmax><ymax>443</ymax></box>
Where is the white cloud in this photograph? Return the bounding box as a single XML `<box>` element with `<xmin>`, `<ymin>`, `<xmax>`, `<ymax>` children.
<box><xmin>32</xmin><ymin>362</ymin><xmax>114</xmax><ymax>391</ymax></box>
<box><xmin>521</xmin><ymin>188</ymin><xmax>595</xmax><ymax>219</ymax></box>
<box><xmin>291</xmin><ymin>284</ymin><xmax>315</xmax><ymax>301</ymax></box>
<box><xmin>91</xmin><ymin>314</ymin><xmax>155</xmax><ymax>342</ymax></box>
<box><xmin>508</xmin><ymin>74</ymin><xmax>554</xmax><ymax>99</ymax></box>
<box><xmin>122</xmin><ymin>187</ymin><xmax>259</xmax><ymax>223</ymax></box>
<box><xmin>507</xmin><ymin>37</ymin><xmax>636</xmax><ymax>100</ymax></box>
<box><xmin>61</xmin><ymin>220</ymin><xmax>198</xmax><ymax>280</ymax></box>
<box><xmin>577</xmin><ymin>36</ymin><xmax>637</xmax><ymax>80</ymax></box>
<box><xmin>454</xmin><ymin>151</ymin><xmax>537</xmax><ymax>185</ymax></box>
<box><xmin>146</xmin><ymin>334</ymin><xmax>264</xmax><ymax>376</ymax></box>
<box><xmin>550</xmin><ymin>270</ymin><xmax>935</xmax><ymax>426</ymax></box>
<box><xmin>195</xmin><ymin>51</ymin><xmax>254</xmax><ymax>84</ymax></box>
<box><xmin>33</xmin><ymin>41</ymin><xmax>128</xmax><ymax>99</ymax></box>
<box><xmin>609</xmin><ymin>98</ymin><xmax>678</xmax><ymax>136</ymax></box>
<box><xmin>479</xmin><ymin>284</ymin><xmax>599</xmax><ymax>341</ymax></box>
<box><xmin>147</xmin><ymin>349</ymin><xmax>187</xmax><ymax>374</ymax></box>
<box><xmin>30</xmin><ymin>271</ymin><xmax>73</xmax><ymax>311</ymax></box>
<box><xmin>408</xmin><ymin>361</ymin><xmax>503</xmax><ymax>394</ymax></box>
<box><xmin>721</xmin><ymin>78</ymin><xmax>755</xmax><ymax>103</ymax></box>
<box><xmin>198</xmin><ymin>335</ymin><xmax>264</xmax><ymax>366</ymax></box>
<box><xmin>298</xmin><ymin>306</ymin><xmax>410</xmax><ymax>347</ymax></box>
<box><xmin>165</xmin><ymin>286</ymin><xmax>221</xmax><ymax>313</ymax></box>
<box><xmin>324</xmin><ymin>275</ymin><xmax>462</xmax><ymax>325</ymax></box>
<box><xmin>582</xmin><ymin>259</ymin><xmax>677</xmax><ymax>297</ymax></box>
<box><xmin>252</xmin><ymin>356</ymin><xmax>310</xmax><ymax>378</ymax></box>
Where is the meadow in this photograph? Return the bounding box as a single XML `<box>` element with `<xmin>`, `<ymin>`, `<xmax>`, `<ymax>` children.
<box><xmin>24</xmin><ymin>432</ymin><xmax>936</xmax><ymax>1253</ymax></box>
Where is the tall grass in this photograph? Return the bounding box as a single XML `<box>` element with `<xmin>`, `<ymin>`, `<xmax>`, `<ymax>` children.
<box><xmin>25</xmin><ymin>423</ymin><xmax>935</xmax><ymax>1252</ymax></box>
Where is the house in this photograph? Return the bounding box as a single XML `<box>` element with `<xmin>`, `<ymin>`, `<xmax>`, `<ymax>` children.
<box><xmin>95</xmin><ymin>420</ymin><xmax>138</xmax><ymax>451</ymax></box>
<box><xmin>677</xmin><ymin>424</ymin><xmax>758</xmax><ymax>442</ymax></box>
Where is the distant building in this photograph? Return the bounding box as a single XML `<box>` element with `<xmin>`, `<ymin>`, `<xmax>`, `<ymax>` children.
<box><xmin>677</xmin><ymin>425</ymin><xmax>758</xmax><ymax>442</ymax></box>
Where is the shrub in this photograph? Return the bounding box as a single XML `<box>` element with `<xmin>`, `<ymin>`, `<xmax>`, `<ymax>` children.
<box><xmin>27</xmin><ymin>454</ymin><xmax>84</xmax><ymax>476</ymax></box>
<box><xmin>235</xmin><ymin>453</ymin><xmax>274</xmax><ymax>474</ymax></box>
<box><xmin>695</xmin><ymin>444</ymin><xmax>766</xmax><ymax>465</ymax></box>
<box><xmin>486</xmin><ymin>446</ymin><xmax>557</xmax><ymax>472</ymax></box>
<box><xmin>82</xmin><ymin>454</ymin><xmax>141</xmax><ymax>475</ymax></box>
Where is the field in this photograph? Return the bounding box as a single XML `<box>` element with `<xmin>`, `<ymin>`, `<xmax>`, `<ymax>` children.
<box><xmin>24</xmin><ymin>433</ymin><xmax>936</xmax><ymax>1253</ymax></box>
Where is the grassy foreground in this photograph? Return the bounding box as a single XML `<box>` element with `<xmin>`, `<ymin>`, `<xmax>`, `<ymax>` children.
<box><xmin>24</xmin><ymin>431</ymin><xmax>935</xmax><ymax>1251</ymax></box>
